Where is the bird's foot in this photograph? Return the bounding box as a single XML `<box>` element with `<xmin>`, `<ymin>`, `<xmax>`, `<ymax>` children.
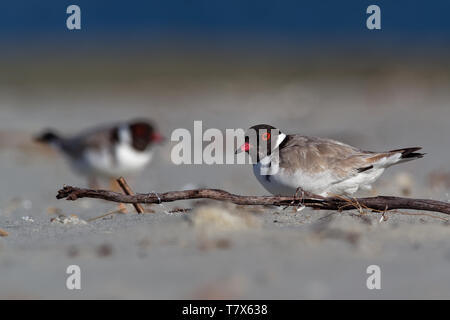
<box><xmin>282</xmin><ymin>187</ymin><xmax>306</xmax><ymax>212</ymax></box>
<box><xmin>118</xmin><ymin>203</ymin><xmax>128</xmax><ymax>214</ymax></box>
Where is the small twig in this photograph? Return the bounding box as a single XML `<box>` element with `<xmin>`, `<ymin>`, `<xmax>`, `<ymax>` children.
<box><xmin>56</xmin><ymin>186</ymin><xmax>450</xmax><ymax>217</ymax></box>
<box><xmin>168</xmin><ymin>208</ymin><xmax>193</xmax><ymax>214</ymax></box>
<box><xmin>116</xmin><ymin>177</ymin><xmax>145</xmax><ymax>214</ymax></box>
<box><xmin>87</xmin><ymin>209</ymin><xmax>123</xmax><ymax>222</ymax></box>
<box><xmin>385</xmin><ymin>210</ymin><xmax>448</xmax><ymax>222</ymax></box>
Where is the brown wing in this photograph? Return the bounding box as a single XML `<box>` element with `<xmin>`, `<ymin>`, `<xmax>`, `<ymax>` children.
<box><xmin>59</xmin><ymin>126</ymin><xmax>115</xmax><ymax>158</ymax></box>
<box><xmin>278</xmin><ymin>135</ymin><xmax>375</xmax><ymax>179</ymax></box>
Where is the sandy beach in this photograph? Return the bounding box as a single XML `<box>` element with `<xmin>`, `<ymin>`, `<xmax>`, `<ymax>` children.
<box><xmin>1</xmin><ymin>72</ymin><xmax>450</xmax><ymax>299</ymax></box>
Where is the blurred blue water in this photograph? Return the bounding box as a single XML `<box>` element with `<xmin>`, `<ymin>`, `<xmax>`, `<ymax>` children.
<box><xmin>1</xmin><ymin>0</ymin><xmax>449</xmax><ymax>51</ymax></box>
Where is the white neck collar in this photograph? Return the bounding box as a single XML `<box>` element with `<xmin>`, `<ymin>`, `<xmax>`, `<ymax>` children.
<box><xmin>274</xmin><ymin>132</ymin><xmax>286</xmax><ymax>149</ymax></box>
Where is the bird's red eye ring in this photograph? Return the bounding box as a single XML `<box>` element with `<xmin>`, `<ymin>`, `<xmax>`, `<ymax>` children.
<box><xmin>262</xmin><ymin>132</ymin><xmax>271</xmax><ymax>141</ymax></box>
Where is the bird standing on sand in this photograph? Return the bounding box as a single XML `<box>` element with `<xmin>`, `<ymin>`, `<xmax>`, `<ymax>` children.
<box><xmin>36</xmin><ymin>119</ymin><xmax>164</xmax><ymax>211</ymax></box>
<box><xmin>237</xmin><ymin>124</ymin><xmax>424</xmax><ymax>197</ymax></box>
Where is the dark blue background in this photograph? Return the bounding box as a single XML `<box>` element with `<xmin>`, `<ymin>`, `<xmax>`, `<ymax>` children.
<box><xmin>1</xmin><ymin>0</ymin><xmax>449</xmax><ymax>50</ymax></box>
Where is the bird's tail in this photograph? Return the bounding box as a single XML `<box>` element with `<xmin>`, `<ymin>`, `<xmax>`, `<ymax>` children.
<box><xmin>389</xmin><ymin>147</ymin><xmax>425</xmax><ymax>161</ymax></box>
<box><xmin>366</xmin><ymin>147</ymin><xmax>425</xmax><ymax>169</ymax></box>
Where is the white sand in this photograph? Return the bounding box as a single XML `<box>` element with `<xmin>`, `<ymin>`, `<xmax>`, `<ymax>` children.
<box><xmin>1</xmin><ymin>79</ymin><xmax>450</xmax><ymax>299</ymax></box>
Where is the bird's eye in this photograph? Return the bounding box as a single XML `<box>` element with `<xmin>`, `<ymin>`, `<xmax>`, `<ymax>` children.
<box><xmin>262</xmin><ymin>132</ymin><xmax>271</xmax><ymax>141</ymax></box>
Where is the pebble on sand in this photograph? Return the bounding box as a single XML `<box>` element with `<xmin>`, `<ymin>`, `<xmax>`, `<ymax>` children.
<box><xmin>50</xmin><ymin>214</ymin><xmax>88</xmax><ymax>225</ymax></box>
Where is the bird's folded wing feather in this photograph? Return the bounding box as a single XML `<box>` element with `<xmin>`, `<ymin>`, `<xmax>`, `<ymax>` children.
<box><xmin>278</xmin><ymin>135</ymin><xmax>377</xmax><ymax>180</ymax></box>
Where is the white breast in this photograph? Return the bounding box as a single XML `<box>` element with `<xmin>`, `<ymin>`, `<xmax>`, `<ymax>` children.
<box><xmin>253</xmin><ymin>162</ymin><xmax>335</xmax><ymax>196</ymax></box>
<box><xmin>252</xmin><ymin>160</ymin><xmax>386</xmax><ymax>197</ymax></box>
<box><xmin>84</xmin><ymin>143</ymin><xmax>153</xmax><ymax>178</ymax></box>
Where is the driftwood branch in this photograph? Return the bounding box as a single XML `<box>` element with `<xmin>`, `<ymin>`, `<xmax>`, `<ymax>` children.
<box><xmin>56</xmin><ymin>186</ymin><xmax>450</xmax><ymax>216</ymax></box>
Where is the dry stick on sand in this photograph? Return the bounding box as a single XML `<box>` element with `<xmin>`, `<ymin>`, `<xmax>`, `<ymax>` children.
<box><xmin>56</xmin><ymin>186</ymin><xmax>450</xmax><ymax>217</ymax></box>
<box><xmin>116</xmin><ymin>177</ymin><xmax>145</xmax><ymax>214</ymax></box>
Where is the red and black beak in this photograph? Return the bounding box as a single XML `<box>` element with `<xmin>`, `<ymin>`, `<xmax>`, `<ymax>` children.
<box><xmin>151</xmin><ymin>132</ymin><xmax>165</xmax><ymax>144</ymax></box>
<box><xmin>235</xmin><ymin>142</ymin><xmax>253</xmax><ymax>154</ymax></box>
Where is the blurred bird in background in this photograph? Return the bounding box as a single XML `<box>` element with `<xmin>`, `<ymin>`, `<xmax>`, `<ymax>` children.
<box><xmin>35</xmin><ymin>119</ymin><xmax>164</xmax><ymax>212</ymax></box>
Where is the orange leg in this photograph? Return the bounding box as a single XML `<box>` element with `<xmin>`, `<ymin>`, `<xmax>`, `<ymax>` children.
<box><xmin>109</xmin><ymin>178</ymin><xmax>128</xmax><ymax>213</ymax></box>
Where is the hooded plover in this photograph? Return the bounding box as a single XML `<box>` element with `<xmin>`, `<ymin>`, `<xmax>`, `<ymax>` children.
<box><xmin>36</xmin><ymin>119</ymin><xmax>164</xmax><ymax>210</ymax></box>
<box><xmin>237</xmin><ymin>124</ymin><xmax>424</xmax><ymax>197</ymax></box>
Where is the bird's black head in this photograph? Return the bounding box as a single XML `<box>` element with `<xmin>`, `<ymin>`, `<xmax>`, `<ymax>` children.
<box><xmin>110</xmin><ymin>119</ymin><xmax>165</xmax><ymax>151</ymax></box>
<box><xmin>128</xmin><ymin>120</ymin><xmax>165</xmax><ymax>151</ymax></box>
<box><xmin>236</xmin><ymin>124</ymin><xmax>281</xmax><ymax>162</ymax></box>
<box><xmin>34</xmin><ymin>130</ymin><xmax>60</xmax><ymax>144</ymax></box>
